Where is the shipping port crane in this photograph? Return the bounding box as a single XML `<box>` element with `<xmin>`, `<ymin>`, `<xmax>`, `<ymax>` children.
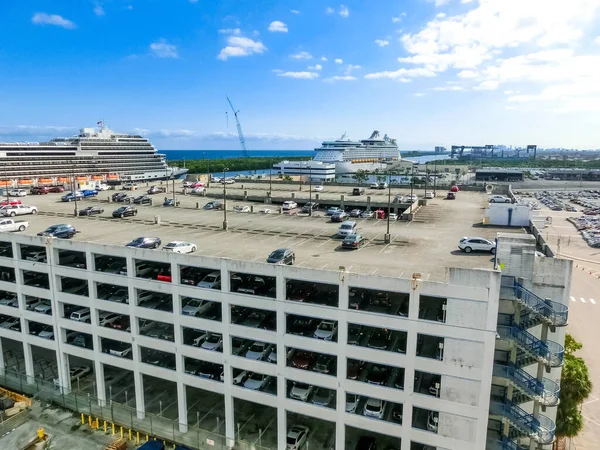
<box><xmin>226</xmin><ymin>96</ymin><xmax>248</xmax><ymax>157</ymax></box>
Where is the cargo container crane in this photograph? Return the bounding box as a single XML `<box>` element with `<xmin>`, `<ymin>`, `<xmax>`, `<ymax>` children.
<box><xmin>226</xmin><ymin>96</ymin><xmax>248</xmax><ymax>157</ymax></box>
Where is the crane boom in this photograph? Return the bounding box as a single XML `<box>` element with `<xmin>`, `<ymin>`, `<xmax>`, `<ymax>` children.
<box><xmin>226</xmin><ymin>96</ymin><xmax>248</xmax><ymax>157</ymax></box>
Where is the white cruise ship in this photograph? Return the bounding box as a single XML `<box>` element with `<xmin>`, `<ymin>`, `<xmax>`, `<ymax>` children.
<box><xmin>274</xmin><ymin>131</ymin><xmax>400</xmax><ymax>181</ymax></box>
<box><xmin>0</xmin><ymin>123</ymin><xmax>188</xmax><ymax>188</ymax></box>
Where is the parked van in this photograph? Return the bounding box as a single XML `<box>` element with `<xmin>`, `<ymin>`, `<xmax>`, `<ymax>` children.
<box><xmin>70</xmin><ymin>308</ymin><xmax>91</xmax><ymax>323</ymax></box>
<box><xmin>337</xmin><ymin>221</ymin><xmax>357</xmax><ymax>237</ymax></box>
<box><xmin>352</xmin><ymin>187</ymin><xmax>365</xmax><ymax>196</ymax></box>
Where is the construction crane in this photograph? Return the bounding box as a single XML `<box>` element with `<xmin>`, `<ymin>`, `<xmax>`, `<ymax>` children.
<box><xmin>226</xmin><ymin>96</ymin><xmax>248</xmax><ymax>157</ymax></box>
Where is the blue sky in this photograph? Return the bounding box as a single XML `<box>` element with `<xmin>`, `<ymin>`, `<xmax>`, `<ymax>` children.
<box><xmin>1</xmin><ymin>0</ymin><xmax>600</xmax><ymax>150</ymax></box>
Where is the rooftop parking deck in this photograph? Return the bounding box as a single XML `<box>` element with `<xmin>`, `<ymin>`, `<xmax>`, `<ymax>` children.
<box><xmin>6</xmin><ymin>188</ymin><xmax>523</xmax><ymax>281</ymax></box>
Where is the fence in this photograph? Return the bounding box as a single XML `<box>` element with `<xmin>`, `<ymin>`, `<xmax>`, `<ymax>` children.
<box><xmin>0</xmin><ymin>409</ymin><xmax>30</xmax><ymax>437</ymax></box>
<box><xmin>0</xmin><ymin>369</ymin><xmax>273</xmax><ymax>450</ymax></box>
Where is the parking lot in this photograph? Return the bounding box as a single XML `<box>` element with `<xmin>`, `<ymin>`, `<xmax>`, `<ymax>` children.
<box><xmin>6</xmin><ymin>186</ymin><xmax>510</xmax><ymax>281</ymax></box>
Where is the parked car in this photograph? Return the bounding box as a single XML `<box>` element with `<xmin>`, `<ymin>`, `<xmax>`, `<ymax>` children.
<box><xmin>197</xmin><ymin>271</ymin><xmax>221</xmax><ymax>289</ymax></box>
<box><xmin>31</xmin><ymin>187</ymin><xmax>49</xmax><ymax>195</ymax></box>
<box><xmin>286</xmin><ymin>425</ymin><xmax>309</xmax><ymax>450</ymax></box>
<box><xmin>0</xmin><ymin>316</ymin><xmax>20</xmax><ymax>329</ymax></box>
<box><xmin>292</xmin><ymin>351</ymin><xmax>316</xmax><ymax>370</ymax></box>
<box><xmin>201</xmin><ymin>333</ymin><xmax>223</xmax><ymax>351</ymax></box>
<box><xmin>355</xmin><ymin>436</ymin><xmax>376</xmax><ymax>450</ymax></box>
<box><xmin>349</xmin><ymin>208</ymin><xmax>362</xmax><ymax>217</ymax></box>
<box><xmin>163</xmin><ymin>241</ymin><xmax>197</xmax><ymax>254</ymax></box>
<box><xmin>313</xmin><ymin>320</ymin><xmax>337</xmax><ymax>340</ymax></box>
<box><xmin>78</xmin><ymin>206</ymin><xmax>104</xmax><ymax>216</ymax></box>
<box><xmin>203</xmin><ymin>200</ymin><xmax>222</xmax><ymax>210</ymax></box>
<box><xmin>346</xmin><ymin>393</ymin><xmax>359</xmax><ymax>413</ymax></box>
<box><xmin>425</xmin><ymin>191</ymin><xmax>435</xmax><ymax>199</ymax></box>
<box><xmin>98</xmin><ymin>312</ymin><xmax>121</xmax><ymax>327</ymax></box>
<box><xmin>133</xmin><ymin>195</ymin><xmax>152</xmax><ymax>204</ymax></box>
<box><xmin>126</xmin><ymin>237</ymin><xmax>161</xmax><ymax>249</ymax></box>
<box><xmin>122</xmin><ymin>183</ymin><xmax>138</xmax><ymax>190</ymax></box>
<box><xmin>0</xmin><ymin>219</ymin><xmax>29</xmax><ymax>232</ymax></box>
<box><xmin>70</xmin><ymin>308</ymin><xmax>91</xmax><ymax>323</ymax></box>
<box><xmin>48</xmin><ymin>186</ymin><xmax>65</xmax><ymax>193</ymax></box>
<box><xmin>378</xmin><ymin>182</ymin><xmax>388</xmax><ymax>189</ymax></box>
<box><xmin>61</xmin><ymin>192</ymin><xmax>83</xmax><ymax>202</ymax></box>
<box><xmin>163</xmin><ymin>198</ymin><xmax>179</xmax><ymax>207</ymax></box>
<box><xmin>8</xmin><ymin>189</ymin><xmax>27</xmax><ymax>197</ymax></box>
<box><xmin>81</xmin><ymin>189</ymin><xmax>98</xmax><ymax>198</ymax></box>
<box><xmin>313</xmin><ymin>185</ymin><xmax>324</xmax><ymax>192</ymax></box>
<box><xmin>489</xmin><ymin>195</ymin><xmax>511</xmax><ymax>203</ymax></box>
<box><xmin>301</xmin><ymin>202</ymin><xmax>319</xmax><ymax>213</ymax></box>
<box><xmin>233</xmin><ymin>205</ymin><xmax>250</xmax><ymax>213</ymax></box>
<box><xmin>0</xmin><ymin>198</ymin><xmax>21</xmax><ymax>206</ymax></box>
<box><xmin>53</xmin><ymin>366</ymin><xmax>91</xmax><ymax>387</ymax></box>
<box><xmin>243</xmin><ymin>372</ymin><xmax>271</xmax><ymax>390</ymax></box>
<box><xmin>282</xmin><ymin>201</ymin><xmax>298</xmax><ymax>211</ymax></box>
<box><xmin>366</xmin><ymin>365</ymin><xmax>389</xmax><ymax>385</ymax></box>
<box><xmin>337</xmin><ymin>221</ymin><xmax>357</xmax><ymax>237</ymax></box>
<box><xmin>181</xmin><ymin>298</ymin><xmax>211</xmax><ymax>316</ymax></box>
<box><xmin>289</xmin><ymin>382</ymin><xmax>314</xmax><ymax>402</ymax></box>
<box><xmin>147</xmin><ymin>186</ymin><xmax>166</xmax><ymax>194</ymax></box>
<box><xmin>0</xmin><ymin>205</ymin><xmax>38</xmax><ymax>217</ymax></box>
<box><xmin>314</xmin><ymin>354</ymin><xmax>335</xmax><ymax>374</ymax></box>
<box><xmin>458</xmin><ymin>237</ymin><xmax>496</xmax><ymax>254</ymax></box>
<box><xmin>311</xmin><ymin>387</ymin><xmax>334</xmax><ymax>406</ymax></box>
<box><xmin>446</xmin><ymin>192</ymin><xmax>456</xmax><ymax>200</ymax></box>
<box><xmin>326</xmin><ymin>207</ymin><xmax>342</xmax><ymax>216</ymax></box>
<box><xmin>367</xmin><ymin>329</ymin><xmax>390</xmax><ymax>350</ymax></box>
<box><xmin>342</xmin><ymin>234</ymin><xmax>364</xmax><ymax>249</ymax></box>
<box><xmin>360</xmin><ymin>210</ymin><xmax>374</xmax><ymax>219</ymax></box>
<box><xmin>370</xmin><ymin>182</ymin><xmax>379</xmax><ymax>189</ymax></box>
<box><xmin>267</xmin><ymin>248</ymin><xmax>295</xmax><ymax>265</ymax></box>
<box><xmin>245</xmin><ymin>341</ymin><xmax>272</xmax><ymax>360</ymax></box>
<box><xmin>352</xmin><ymin>187</ymin><xmax>365</xmax><ymax>196</ymax></box>
<box><xmin>37</xmin><ymin>224</ymin><xmax>77</xmax><ymax>239</ymax></box>
<box><xmin>331</xmin><ymin>211</ymin><xmax>349</xmax><ymax>222</ymax></box>
<box><xmin>112</xmin><ymin>206</ymin><xmax>138</xmax><ymax>218</ymax></box>
<box><xmin>363</xmin><ymin>398</ymin><xmax>385</xmax><ymax>419</ymax></box>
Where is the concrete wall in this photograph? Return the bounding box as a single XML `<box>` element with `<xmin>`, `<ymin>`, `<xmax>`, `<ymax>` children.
<box><xmin>485</xmin><ymin>204</ymin><xmax>532</xmax><ymax>227</ymax></box>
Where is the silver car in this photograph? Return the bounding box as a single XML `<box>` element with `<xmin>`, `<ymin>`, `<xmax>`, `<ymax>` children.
<box><xmin>243</xmin><ymin>372</ymin><xmax>270</xmax><ymax>390</ymax></box>
<box><xmin>245</xmin><ymin>341</ymin><xmax>272</xmax><ymax>360</ymax></box>
<box><xmin>197</xmin><ymin>271</ymin><xmax>221</xmax><ymax>289</ymax></box>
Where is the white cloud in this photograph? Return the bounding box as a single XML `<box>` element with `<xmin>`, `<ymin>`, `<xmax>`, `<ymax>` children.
<box><xmin>339</xmin><ymin>5</ymin><xmax>349</xmax><ymax>18</ymax></box>
<box><xmin>149</xmin><ymin>39</ymin><xmax>178</xmax><ymax>58</ymax></box>
<box><xmin>413</xmin><ymin>92</ymin><xmax>426</xmax><ymax>97</ymax></box>
<box><xmin>290</xmin><ymin>51</ymin><xmax>312</xmax><ymax>60</ymax></box>
<box><xmin>436</xmin><ymin>13</ymin><xmax>446</xmax><ymax>19</ymax></box>
<box><xmin>335</xmin><ymin>58</ymin><xmax>343</xmax><ymax>64</ymax></box>
<box><xmin>433</xmin><ymin>0</ymin><xmax>451</xmax><ymax>5</ymax></box>
<box><xmin>457</xmin><ymin>70</ymin><xmax>478</xmax><ymax>78</ymax></box>
<box><xmin>274</xmin><ymin>70</ymin><xmax>319</xmax><ymax>80</ymax></box>
<box><xmin>308</xmin><ymin>64</ymin><xmax>323</xmax><ymax>71</ymax></box>
<box><xmin>503</xmin><ymin>90</ymin><xmax>519</xmax><ymax>95</ymax></box>
<box><xmin>93</xmin><ymin>3</ymin><xmax>105</xmax><ymax>16</ymax></box>
<box><xmin>432</xmin><ymin>85</ymin><xmax>464</xmax><ymax>91</ymax></box>
<box><xmin>291</xmin><ymin>10</ymin><xmax>300</xmax><ymax>14</ymax></box>
<box><xmin>594</xmin><ymin>36</ymin><xmax>600</xmax><ymax>45</ymax></box>
<box><xmin>345</xmin><ymin>64</ymin><xmax>361</xmax><ymax>75</ymax></box>
<box><xmin>31</xmin><ymin>13</ymin><xmax>75</xmax><ymax>29</ymax></box>
<box><xmin>364</xmin><ymin>67</ymin><xmax>436</xmax><ymax>80</ymax></box>
<box><xmin>325</xmin><ymin>76</ymin><xmax>357</xmax><ymax>81</ymax></box>
<box><xmin>375</xmin><ymin>39</ymin><xmax>389</xmax><ymax>47</ymax></box>
<box><xmin>127</xmin><ymin>5</ymin><xmax>133</xmax><ymax>10</ymax></box>
<box><xmin>325</xmin><ymin>7</ymin><xmax>335</xmax><ymax>14</ymax></box>
<box><xmin>392</xmin><ymin>13</ymin><xmax>406</xmax><ymax>23</ymax></box>
<box><xmin>268</xmin><ymin>21</ymin><xmax>288</xmax><ymax>33</ymax></box>
<box><xmin>218</xmin><ymin>28</ymin><xmax>241</xmax><ymax>35</ymax></box>
<box><xmin>473</xmin><ymin>80</ymin><xmax>499</xmax><ymax>90</ymax></box>
<box><xmin>218</xmin><ymin>36</ymin><xmax>267</xmax><ymax>60</ymax></box>
<box><xmin>321</xmin><ymin>56</ymin><xmax>327</xmax><ymax>61</ymax></box>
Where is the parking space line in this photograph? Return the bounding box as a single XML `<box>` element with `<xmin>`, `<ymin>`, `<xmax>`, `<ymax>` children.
<box><xmin>581</xmin><ymin>297</ymin><xmax>587</xmax><ymax>303</ymax></box>
<box><xmin>570</xmin><ymin>296</ymin><xmax>576</xmax><ymax>302</ymax></box>
<box><xmin>591</xmin><ymin>298</ymin><xmax>597</xmax><ymax>305</ymax></box>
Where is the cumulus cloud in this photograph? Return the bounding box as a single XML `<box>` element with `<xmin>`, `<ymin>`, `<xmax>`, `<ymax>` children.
<box><xmin>150</xmin><ymin>39</ymin><xmax>178</xmax><ymax>58</ymax></box>
<box><xmin>308</xmin><ymin>64</ymin><xmax>323</xmax><ymax>71</ymax></box>
<box><xmin>392</xmin><ymin>13</ymin><xmax>406</xmax><ymax>23</ymax></box>
<box><xmin>321</xmin><ymin>56</ymin><xmax>328</xmax><ymax>61</ymax></box>
<box><xmin>218</xmin><ymin>28</ymin><xmax>242</xmax><ymax>35</ymax></box>
<box><xmin>432</xmin><ymin>85</ymin><xmax>464</xmax><ymax>91</ymax></box>
<box><xmin>334</xmin><ymin>58</ymin><xmax>343</xmax><ymax>64</ymax></box>
<box><xmin>291</xmin><ymin>9</ymin><xmax>300</xmax><ymax>14</ymax></box>
<box><xmin>325</xmin><ymin>76</ymin><xmax>356</xmax><ymax>81</ymax></box>
<box><xmin>218</xmin><ymin>36</ymin><xmax>267</xmax><ymax>60</ymax></box>
<box><xmin>345</xmin><ymin>64</ymin><xmax>361</xmax><ymax>75</ymax></box>
<box><xmin>375</xmin><ymin>39</ymin><xmax>389</xmax><ymax>47</ymax></box>
<box><xmin>325</xmin><ymin>7</ymin><xmax>335</xmax><ymax>14</ymax></box>
<box><xmin>290</xmin><ymin>51</ymin><xmax>312</xmax><ymax>60</ymax></box>
<box><xmin>364</xmin><ymin>67</ymin><xmax>436</xmax><ymax>80</ymax></box>
<box><xmin>0</xmin><ymin>125</ymin><xmax>77</xmax><ymax>137</ymax></box>
<box><xmin>274</xmin><ymin>70</ymin><xmax>319</xmax><ymax>80</ymax></box>
<box><xmin>93</xmin><ymin>3</ymin><xmax>105</xmax><ymax>16</ymax></box>
<box><xmin>268</xmin><ymin>21</ymin><xmax>288</xmax><ymax>32</ymax></box>
<box><xmin>457</xmin><ymin>70</ymin><xmax>479</xmax><ymax>78</ymax></box>
<box><xmin>31</xmin><ymin>12</ymin><xmax>75</xmax><ymax>29</ymax></box>
<box><xmin>339</xmin><ymin>5</ymin><xmax>349</xmax><ymax>18</ymax></box>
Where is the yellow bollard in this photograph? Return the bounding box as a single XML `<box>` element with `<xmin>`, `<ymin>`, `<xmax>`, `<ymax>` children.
<box><xmin>88</xmin><ymin>416</ymin><xmax>92</xmax><ymax>427</ymax></box>
<box><xmin>128</xmin><ymin>429</ymin><xmax>132</xmax><ymax>440</ymax></box>
<box><xmin>96</xmin><ymin>418</ymin><xmax>99</xmax><ymax>429</ymax></box>
<box><xmin>112</xmin><ymin>423</ymin><xmax>115</xmax><ymax>435</ymax></box>
<box><xmin>81</xmin><ymin>413</ymin><xmax>85</xmax><ymax>424</ymax></box>
<box><xmin>146</xmin><ymin>434</ymin><xmax>149</xmax><ymax>442</ymax></box>
<box><xmin>104</xmin><ymin>421</ymin><xmax>107</xmax><ymax>433</ymax></box>
<box><xmin>37</xmin><ymin>428</ymin><xmax>45</xmax><ymax>440</ymax></box>
<box><xmin>120</xmin><ymin>426</ymin><xmax>123</xmax><ymax>439</ymax></box>
<box><xmin>136</xmin><ymin>431</ymin><xmax>140</xmax><ymax>444</ymax></box>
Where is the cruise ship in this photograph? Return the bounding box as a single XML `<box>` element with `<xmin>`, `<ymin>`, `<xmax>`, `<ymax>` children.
<box><xmin>0</xmin><ymin>123</ymin><xmax>188</xmax><ymax>188</ymax></box>
<box><xmin>274</xmin><ymin>131</ymin><xmax>400</xmax><ymax>181</ymax></box>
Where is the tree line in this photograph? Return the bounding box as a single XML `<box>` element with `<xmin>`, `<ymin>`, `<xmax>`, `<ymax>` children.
<box><xmin>169</xmin><ymin>156</ymin><xmax>311</xmax><ymax>174</ymax></box>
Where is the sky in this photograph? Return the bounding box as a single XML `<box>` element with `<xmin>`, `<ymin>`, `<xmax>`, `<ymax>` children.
<box><xmin>1</xmin><ymin>0</ymin><xmax>600</xmax><ymax>150</ymax></box>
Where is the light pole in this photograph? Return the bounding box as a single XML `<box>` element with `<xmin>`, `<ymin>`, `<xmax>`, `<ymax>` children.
<box><xmin>308</xmin><ymin>166</ymin><xmax>312</xmax><ymax>217</ymax></box>
<box><xmin>222</xmin><ymin>167</ymin><xmax>229</xmax><ymax>230</ymax></box>
<box><xmin>433</xmin><ymin>159</ymin><xmax>438</xmax><ymax>196</ymax></box>
<box><xmin>71</xmin><ymin>167</ymin><xmax>79</xmax><ymax>217</ymax></box>
<box><xmin>269</xmin><ymin>159</ymin><xmax>272</xmax><ymax>197</ymax></box>
<box><xmin>385</xmin><ymin>172</ymin><xmax>391</xmax><ymax>244</ymax></box>
<box><xmin>410</xmin><ymin>165</ymin><xmax>415</xmax><ymax>215</ymax></box>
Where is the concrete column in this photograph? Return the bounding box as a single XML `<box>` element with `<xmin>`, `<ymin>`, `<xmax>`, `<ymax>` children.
<box><xmin>95</xmin><ymin>361</ymin><xmax>106</xmax><ymax>406</ymax></box>
<box><xmin>336</xmin><ymin>270</ymin><xmax>349</xmax><ymax>450</ymax></box>
<box><xmin>23</xmin><ymin>342</ymin><xmax>35</xmax><ymax>384</ymax></box>
<box><xmin>177</xmin><ymin>381</ymin><xmax>188</xmax><ymax>433</ymax></box>
<box><xmin>224</xmin><ymin>392</ymin><xmax>235</xmax><ymax>448</ymax></box>
<box><xmin>0</xmin><ymin>337</ymin><xmax>4</xmax><ymax>375</ymax></box>
<box><xmin>133</xmin><ymin>369</ymin><xmax>145</xmax><ymax>419</ymax></box>
<box><xmin>340</xmin><ymin>194</ymin><xmax>345</xmax><ymax>209</ymax></box>
<box><xmin>277</xmin><ymin>402</ymin><xmax>286</xmax><ymax>450</ymax></box>
<box><xmin>366</xmin><ymin>195</ymin><xmax>371</xmax><ymax>211</ymax></box>
<box><xmin>275</xmin><ymin>267</ymin><xmax>287</xmax><ymax>450</ymax></box>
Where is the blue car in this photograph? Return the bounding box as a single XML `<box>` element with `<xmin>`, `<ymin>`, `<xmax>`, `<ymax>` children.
<box><xmin>81</xmin><ymin>189</ymin><xmax>98</xmax><ymax>197</ymax></box>
<box><xmin>61</xmin><ymin>192</ymin><xmax>84</xmax><ymax>202</ymax></box>
<box><xmin>37</xmin><ymin>224</ymin><xmax>77</xmax><ymax>239</ymax></box>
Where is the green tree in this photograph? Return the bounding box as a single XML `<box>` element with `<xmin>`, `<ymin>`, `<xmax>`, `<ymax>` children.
<box><xmin>555</xmin><ymin>334</ymin><xmax>593</xmax><ymax>446</ymax></box>
<box><xmin>376</xmin><ymin>174</ymin><xmax>387</xmax><ymax>183</ymax></box>
<box><xmin>352</xmin><ymin>170</ymin><xmax>369</xmax><ymax>185</ymax></box>
<box><xmin>282</xmin><ymin>175</ymin><xmax>293</xmax><ymax>182</ymax></box>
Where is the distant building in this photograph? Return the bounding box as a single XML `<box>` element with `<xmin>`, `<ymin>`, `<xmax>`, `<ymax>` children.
<box><xmin>434</xmin><ymin>146</ymin><xmax>447</xmax><ymax>153</ymax></box>
<box><xmin>475</xmin><ymin>169</ymin><xmax>524</xmax><ymax>182</ymax></box>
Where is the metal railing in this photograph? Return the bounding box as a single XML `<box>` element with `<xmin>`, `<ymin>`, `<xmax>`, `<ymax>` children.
<box><xmin>493</xmin><ymin>364</ymin><xmax>560</xmax><ymax>406</ymax></box>
<box><xmin>489</xmin><ymin>400</ymin><xmax>555</xmax><ymax>445</ymax></box>
<box><xmin>502</xmin><ymin>276</ymin><xmax>569</xmax><ymax>327</ymax></box>
<box><xmin>0</xmin><ymin>369</ymin><xmax>273</xmax><ymax>450</ymax></box>
<box><xmin>497</xmin><ymin>325</ymin><xmax>564</xmax><ymax>368</ymax></box>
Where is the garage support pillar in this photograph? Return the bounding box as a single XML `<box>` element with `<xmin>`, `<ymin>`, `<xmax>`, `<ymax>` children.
<box><xmin>94</xmin><ymin>361</ymin><xmax>106</xmax><ymax>406</ymax></box>
<box><xmin>176</xmin><ymin>381</ymin><xmax>188</xmax><ymax>433</ymax></box>
<box><xmin>0</xmin><ymin>337</ymin><xmax>4</xmax><ymax>375</ymax></box>
<box><xmin>133</xmin><ymin>370</ymin><xmax>145</xmax><ymax>419</ymax></box>
<box><xmin>224</xmin><ymin>393</ymin><xmax>235</xmax><ymax>448</ymax></box>
<box><xmin>277</xmin><ymin>402</ymin><xmax>286</xmax><ymax>450</ymax></box>
<box><xmin>23</xmin><ymin>343</ymin><xmax>35</xmax><ymax>384</ymax></box>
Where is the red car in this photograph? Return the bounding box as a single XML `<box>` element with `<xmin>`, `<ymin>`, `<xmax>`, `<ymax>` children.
<box><xmin>451</xmin><ymin>185</ymin><xmax>459</xmax><ymax>192</ymax></box>
<box><xmin>0</xmin><ymin>199</ymin><xmax>22</xmax><ymax>206</ymax></box>
<box><xmin>49</xmin><ymin>186</ymin><xmax>65</xmax><ymax>193</ymax></box>
<box><xmin>291</xmin><ymin>350</ymin><xmax>316</xmax><ymax>370</ymax></box>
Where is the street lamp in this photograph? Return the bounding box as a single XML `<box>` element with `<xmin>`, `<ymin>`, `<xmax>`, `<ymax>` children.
<box><xmin>71</xmin><ymin>167</ymin><xmax>79</xmax><ymax>217</ymax></box>
<box><xmin>410</xmin><ymin>165</ymin><xmax>415</xmax><ymax>215</ymax></box>
<box><xmin>385</xmin><ymin>172</ymin><xmax>392</xmax><ymax>244</ymax></box>
<box><xmin>269</xmin><ymin>159</ymin><xmax>273</xmax><ymax>197</ymax></box>
<box><xmin>222</xmin><ymin>167</ymin><xmax>229</xmax><ymax>230</ymax></box>
<box><xmin>308</xmin><ymin>166</ymin><xmax>312</xmax><ymax>217</ymax></box>
<box><xmin>433</xmin><ymin>160</ymin><xmax>438</xmax><ymax>196</ymax></box>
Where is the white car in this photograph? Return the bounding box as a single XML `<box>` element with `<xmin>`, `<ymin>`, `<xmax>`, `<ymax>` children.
<box><xmin>122</xmin><ymin>183</ymin><xmax>138</xmax><ymax>190</ymax></box>
<box><xmin>286</xmin><ymin>425</ymin><xmax>310</xmax><ymax>450</ymax></box>
<box><xmin>388</xmin><ymin>213</ymin><xmax>398</xmax><ymax>221</ymax></box>
<box><xmin>98</xmin><ymin>312</ymin><xmax>121</xmax><ymax>327</ymax></box>
<box><xmin>201</xmin><ymin>333</ymin><xmax>223</xmax><ymax>351</ymax></box>
<box><xmin>0</xmin><ymin>316</ymin><xmax>19</xmax><ymax>329</ymax></box>
<box><xmin>245</xmin><ymin>341</ymin><xmax>272</xmax><ymax>360</ymax></box>
<box><xmin>289</xmin><ymin>382</ymin><xmax>314</xmax><ymax>402</ymax></box>
<box><xmin>7</xmin><ymin>189</ymin><xmax>27</xmax><ymax>197</ymax></box>
<box><xmin>360</xmin><ymin>210</ymin><xmax>374</xmax><ymax>219</ymax></box>
<box><xmin>243</xmin><ymin>372</ymin><xmax>271</xmax><ymax>390</ymax></box>
<box><xmin>345</xmin><ymin>393</ymin><xmax>359</xmax><ymax>413</ymax></box>
<box><xmin>489</xmin><ymin>195</ymin><xmax>511</xmax><ymax>203</ymax></box>
<box><xmin>0</xmin><ymin>294</ymin><xmax>18</xmax><ymax>307</ymax></box>
<box><xmin>181</xmin><ymin>299</ymin><xmax>211</xmax><ymax>316</ymax></box>
<box><xmin>313</xmin><ymin>320</ymin><xmax>337</xmax><ymax>341</ymax></box>
<box><xmin>34</xmin><ymin>301</ymin><xmax>52</xmax><ymax>314</ymax></box>
<box><xmin>401</xmin><ymin>194</ymin><xmax>418</xmax><ymax>202</ymax></box>
<box><xmin>363</xmin><ymin>397</ymin><xmax>385</xmax><ymax>419</ymax></box>
<box><xmin>259</xmin><ymin>208</ymin><xmax>272</xmax><ymax>214</ymax></box>
<box><xmin>197</xmin><ymin>271</ymin><xmax>221</xmax><ymax>289</ymax></box>
<box><xmin>458</xmin><ymin>237</ymin><xmax>496</xmax><ymax>254</ymax></box>
<box><xmin>313</xmin><ymin>185</ymin><xmax>324</xmax><ymax>192</ymax></box>
<box><xmin>191</xmin><ymin>187</ymin><xmax>206</xmax><ymax>195</ymax></box>
<box><xmin>233</xmin><ymin>205</ymin><xmax>250</xmax><ymax>213</ymax></box>
<box><xmin>425</xmin><ymin>191</ymin><xmax>435</xmax><ymax>199</ymax></box>
<box><xmin>370</xmin><ymin>182</ymin><xmax>379</xmax><ymax>189</ymax></box>
<box><xmin>282</xmin><ymin>201</ymin><xmax>298</xmax><ymax>211</ymax></box>
<box><xmin>26</xmin><ymin>250</ymin><xmax>47</xmax><ymax>262</ymax></box>
<box><xmin>163</xmin><ymin>241</ymin><xmax>197</xmax><ymax>254</ymax></box>
<box><xmin>0</xmin><ymin>205</ymin><xmax>38</xmax><ymax>217</ymax></box>
<box><xmin>53</xmin><ymin>366</ymin><xmax>91</xmax><ymax>387</ymax></box>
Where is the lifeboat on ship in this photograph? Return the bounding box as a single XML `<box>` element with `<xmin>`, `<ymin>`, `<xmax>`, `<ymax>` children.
<box><xmin>75</xmin><ymin>176</ymin><xmax>88</xmax><ymax>181</ymax></box>
<box><xmin>0</xmin><ymin>181</ymin><xmax>12</xmax><ymax>187</ymax></box>
<box><xmin>17</xmin><ymin>179</ymin><xmax>33</xmax><ymax>186</ymax></box>
<box><xmin>107</xmin><ymin>174</ymin><xmax>119</xmax><ymax>180</ymax></box>
<box><xmin>38</xmin><ymin>178</ymin><xmax>53</xmax><ymax>185</ymax></box>
<box><xmin>91</xmin><ymin>175</ymin><xmax>104</xmax><ymax>181</ymax></box>
<box><xmin>57</xmin><ymin>177</ymin><xmax>68</xmax><ymax>183</ymax></box>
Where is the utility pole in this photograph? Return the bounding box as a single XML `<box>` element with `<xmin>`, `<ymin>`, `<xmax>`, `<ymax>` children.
<box><xmin>410</xmin><ymin>165</ymin><xmax>415</xmax><ymax>215</ymax></box>
<box><xmin>309</xmin><ymin>166</ymin><xmax>312</xmax><ymax>217</ymax></box>
<box><xmin>222</xmin><ymin>167</ymin><xmax>229</xmax><ymax>230</ymax></box>
<box><xmin>385</xmin><ymin>172</ymin><xmax>391</xmax><ymax>244</ymax></box>
<box><xmin>433</xmin><ymin>159</ymin><xmax>438</xmax><ymax>196</ymax></box>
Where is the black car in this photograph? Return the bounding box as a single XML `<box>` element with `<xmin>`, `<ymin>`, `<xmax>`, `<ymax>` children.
<box><xmin>133</xmin><ymin>195</ymin><xmax>152</xmax><ymax>205</ymax></box>
<box><xmin>331</xmin><ymin>211</ymin><xmax>349</xmax><ymax>222</ymax></box>
<box><xmin>112</xmin><ymin>192</ymin><xmax>127</xmax><ymax>202</ymax></box>
<box><xmin>314</xmin><ymin>354</ymin><xmax>335</xmax><ymax>374</ymax></box>
<box><xmin>367</xmin><ymin>329</ymin><xmax>390</xmax><ymax>350</ymax></box>
<box><xmin>116</xmin><ymin>193</ymin><xmax>135</xmax><ymax>202</ymax></box>
<box><xmin>112</xmin><ymin>206</ymin><xmax>137</xmax><ymax>218</ymax></box>
<box><xmin>348</xmin><ymin>324</ymin><xmax>363</xmax><ymax>345</ymax></box>
<box><xmin>126</xmin><ymin>237</ymin><xmax>161</xmax><ymax>249</ymax></box>
<box><xmin>79</xmin><ymin>206</ymin><xmax>104</xmax><ymax>216</ymax></box>
<box><xmin>366</xmin><ymin>364</ymin><xmax>389</xmax><ymax>385</ymax></box>
<box><xmin>180</xmin><ymin>267</ymin><xmax>206</xmax><ymax>285</ymax></box>
<box><xmin>37</xmin><ymin>224</ymin><xmax>77</xmax><ymax>239</ymax></box>
<box><xmin>342</xmin><ymin>234</ymin><xmax>364</xmax><ymax>249</ymax></box>
<box><xmin>301</xmin><ymin>202</ymin><xmax>319</xmax><ymax>213</ymax></box>
<box><xmin>266</xmin><ymin>248</ymin><xmax>295</xmax><ymax>265</ymax></box>
<box><xmin>288</xmin><ymin>316</ymin><xmax>315</xmax><ymax>336</ymax></box>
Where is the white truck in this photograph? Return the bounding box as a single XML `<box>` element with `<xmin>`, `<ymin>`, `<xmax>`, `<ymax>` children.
<box><xmin>0</xmin><ymin>204</ymin><xmax>38</xmax><ymax>217</ymax></box>
<box><xmin>0</xmin><ymin>219</ymin><xmax>29</xmax><ymax>232</ymax></box>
